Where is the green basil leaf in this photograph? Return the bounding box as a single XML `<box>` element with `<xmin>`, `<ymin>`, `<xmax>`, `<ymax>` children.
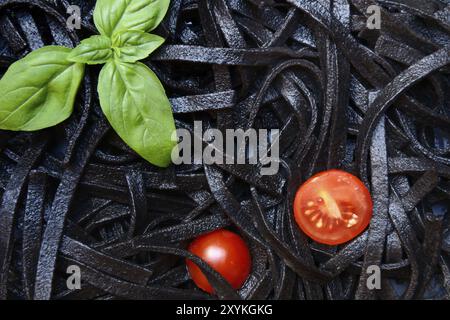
<box><xmin>0</xmin><ymin>46</ymin><xmax>85</xmax><ymax>131</ymax></box>
<box><xmin>67</xmin><ymin>35</ymin><xmax>112</xmax><ymax>64</ymax></box>
<box><xmin>94</xmin><ymin>0</ymin><xmax>170</xmax><ymax>37</ymax></box>
<box><xmin>112</xmin><ymin>31</ymin><xmax>164</xmax><ymax>63</ymax></box>
<box><xmin>98</xmin><ymin>60</ymin><xmax>176</xmax><ymax>167</ymax></box>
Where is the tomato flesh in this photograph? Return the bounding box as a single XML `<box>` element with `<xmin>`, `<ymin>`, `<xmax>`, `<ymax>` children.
<box><xmin>294</xmin><ymin>170</ymin><xmax>373</xmax><ymax>245</ymax></box>
<box><xmin>186</xmin><ymin>229</ymin><xmax>251</xmax><ymax>294</ymax></box>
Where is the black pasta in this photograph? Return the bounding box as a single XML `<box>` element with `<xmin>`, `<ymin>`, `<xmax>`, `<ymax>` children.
<box><xmin>0</xmin><ymin>0</ymin><xmax>449</xmax><ymax>300</ymax></box>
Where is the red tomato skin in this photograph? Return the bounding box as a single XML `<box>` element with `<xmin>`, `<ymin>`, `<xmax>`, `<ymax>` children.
<box><xmin>294</xmin><ymin>170</ymin><xmax>373</xmax><ymax>245</ymax></box>
<box><xmin>186</xmin><ymin>229</ymin><xmax>251</xmax><ymax>294</ymax></box>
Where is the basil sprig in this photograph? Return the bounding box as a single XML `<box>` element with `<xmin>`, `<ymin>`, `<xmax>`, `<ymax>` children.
<box><xmin>0</xmin><ymin>0</ymin><xmax>176</xmax><ymax>168</ymax></box>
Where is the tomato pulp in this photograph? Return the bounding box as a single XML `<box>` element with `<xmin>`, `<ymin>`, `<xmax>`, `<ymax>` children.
<box><xmin>186</xmin><ymin>229</ymin><xmax>251</xmax><ymax>294</ymax></box>
<box><xmin>293</xmin><ymin>170</ymin><xmax>373</xmax><ymax>245</ymax></box>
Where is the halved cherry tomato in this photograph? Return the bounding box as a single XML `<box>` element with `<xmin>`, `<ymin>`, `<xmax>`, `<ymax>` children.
<box><xmin>293</xmin><ymin>169</ymin><xmax>373</xmax><ymax>245</ymax></box>
<box><xmin>186</xmin><ymin>229</ymin><xmax>251</xmax><ymax>294</ymax></box>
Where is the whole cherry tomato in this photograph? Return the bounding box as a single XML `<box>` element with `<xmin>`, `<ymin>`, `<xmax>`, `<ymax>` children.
<box><xmin>293</xmin><ymin>169</ymin><xmax>373</xmax><ymax>245</ymax></box>
<box><xmin>186</xmin><ymin>229</ymin><xmax>251</xmax><ymax>294</ymax></box>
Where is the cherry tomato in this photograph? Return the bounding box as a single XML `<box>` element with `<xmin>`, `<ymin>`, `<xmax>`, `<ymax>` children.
<box><xmin>293</xmin><ymin>169</ymin><xmax>373</xmax><ymax>245</ymax></box>
<box><xmin>186</xmin><ymin>229</ymin><xmax>251</xmax><ymax>294</ymax></box>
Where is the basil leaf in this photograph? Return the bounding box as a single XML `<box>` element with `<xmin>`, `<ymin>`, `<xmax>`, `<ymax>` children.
<box><xmin>94</xmin><ymin>0</ymin><xmax>170</xmax><ymax>37</ymax></box>
<box><xmin>0</xmin><ymin>46</ymin><xmax>85</xmax><ymax>131</ymax></box>
<box><xmin>112</xmin><ymin>31</ymin><xmax>164</xmax><ymax>63</ymax></box>
<box><xmin>67</xmin><ymin>35</ymin><xmax>112</xmax><ymax>64</ymax></box>
<box><xmin>98</xmin><ymin>60</ymin><xmax>176</xmax><ymax>167</ymax></box>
